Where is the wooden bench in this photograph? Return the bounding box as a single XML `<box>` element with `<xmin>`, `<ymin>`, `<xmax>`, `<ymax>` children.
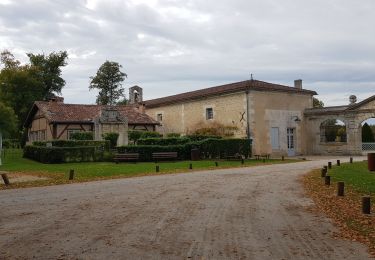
<box><xmin>152</xmin><ymin>152</ymin><xmax>178</xmax><ymax>162</ymax></box>
<box><xmin>113</xmin><ymin>153</ymin><xmax>140</xmax><ymax>163</ymax></box>
<box><xmin>254</xmin><ymin>154</ymin><xmax>270</xmax><ymax>160</ymax></box>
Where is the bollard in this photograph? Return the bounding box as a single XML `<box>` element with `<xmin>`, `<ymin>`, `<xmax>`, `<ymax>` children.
<box><xmin>215</xmin><ymin>161</ymin><xmax>218</xmax><ymax>167</ymax></box>
<box><xmin>362</xmin><ymin>196</ymin><xmax>371</xmax><ymax>214</ymax></box>
<box><xmin>189</xmin><ymin>163</ymin><xmax>193</xmax><ymax>170</ymax></box>
<box><xmin>282</xmin><ymin>156</ymin><xmax>285</xmax><ymax>161</ymax></box>
<box><xmin>321</xmin><ymin>168</ymin><xmax>327</xmax><ymax>178</ymax></box>
<box><xmin>337</xmin><ymin>160</ymin><xmax>340</xmax><ymax>166</ymax></box>
<box><xmin>241</xmin><ymin>158</ymin><xmax>244</xmax><ymax>165</ymax></box>
<box><xmin>323</xmin><ymin>165</ymin><xmax>328</xmax><ymax>171</ymax></box>
<box><xmin>1</xmin><ymin>173</ymin><xmax>10</xmax><ymax>186</ymax></box>
<box><xmin>325</xmin><ymin>175</ymin><xmax>331</xmax><ymax>186</ymax></box>
<box><xmin>156</xmin><ymin>165</ymin><xmax>160</xmax><ymax>172</ymax></box>
<box><xmin>337</xmin><ymin>182</ymin><xmax>345</xmax><ymax>196</ymax></box>
<box><xmin>350</xmin><ymin>157</ymin><xmax>353</xmax><ymax>164</ymax></box>
<box><xmin>69</xmin><ymin>169</ymin><xmax>75</xmax><ymax>180</ymax></box>
<box><xmin>262</xmin><ymin>158</ymin><xmax>266</xmax><ymax>163</ymax></box>
<box><xmin>328</xmin><ymin>162</ymin><xmax>332</xmax><ymax>169</ymax></box>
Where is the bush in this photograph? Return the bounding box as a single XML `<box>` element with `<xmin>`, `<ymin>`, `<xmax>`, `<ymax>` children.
<box><xmin>194</xmin><ymin>138</ymin><xmax>251</xmax><ymax>159</ymax></box>
<box><xmin>117</xmin><ymin>144</ymin><xmax>191</xmax><ymax>161</ymax></box>
<box><xmin>102</xmin><ymin>132</ymin><xmax>119</xmax><ymax>148</ymax></box>
<box><xmin>141</xmin><ymin>131</ymin><xmax>162</xmax><ymax>138</ymax></box>
<box><xmin>128</xmin><ymin>130</ymin><xmax>143</xmax><ymax>144</ymax></box>
<box><xmin>166</xmin><ymin>133</ymin><xmax>181</xmax><ymax>138</ymax></box>
<box><xmin>32</xmin><ymin>140</ymin><xmax>109</xmax><ymax>149</ymax></box>
<box><xmin>185</xmin><ymin>135</ymin><xmax>222</xmax><ymax>142</ymax></box>
<box><xmin>137</xmin><ymin>137</ymin><xmax>191</xmax><ymax>146</ymax></box>
<box><xmin>70</xmin><ymin>132</ymin><xmax>94</xmax><ymax>140</ymax></box>
<box><xmin>2</xmin><ymin>139</ymin><xmax>21</xmax><ymax>148</ymax></box>
<box><xmin>23</xmin><ymin>145</ymin><xmax>105</xmax><ymax>163</ymax></box>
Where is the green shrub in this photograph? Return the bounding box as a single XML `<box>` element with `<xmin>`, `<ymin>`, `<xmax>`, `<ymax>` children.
<box><xmin>185</xmin><ymin>135</ymin><xmax>222</xmax><ymax>142</ymax></box>
<box><xmin>137</xmin><ymin>137</ymin><xmax>191</xmax><ymax>146</ymax></box>
<box><xmin>102</xmin><ymin>132</ymin><xmax>119</xmax><ymax>148</ymax></box>
<box><xmin>141</xmin><ymin>131</ymin><xmax>162</xmax><ymax>138</ymax></box>
<box><xmin>70</xmin><ymin>132</ymin><xmax>94</xmax><ymax>140</ymax></box>
<box><xmin>32</xmin><ymin>140</ymin><xmax>109</xmax><ymax>149</ymax></box>
<box><xmin>166</xmin><ymin>133</ymin><xmax>181</xmax><ymax>138</ymax></box>
<box><xmin>2</xmin><ymin>139</ymin><xmax>21</xmax><ymax>148</ymax></box>
<box><xmin>23</xmin><ymin>145</ymin><xmax>105</xmax><ymax>163</ymax></box>
<box><xmin>117</xmin><ymin>144</ymin><xmax>191</xmax><ymax>161</ymax></box>
<box><xmin>194</xmin><ymin>138</ymin><xmax>251</xmax><ymax>159</ymax></box>
<box><xmin>128</xmin><ymin>130</ymin><xmax>143</xmax><ymax>144</ymax></box>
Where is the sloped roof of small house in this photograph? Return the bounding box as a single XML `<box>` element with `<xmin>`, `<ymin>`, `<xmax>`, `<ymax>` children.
<box><xmin>144</xmin><ymin>80</ymin><xmax>317</xmax><ymax>108</ymax></box>
<box><xmin>24</xmin><ymin>101</ymin><xmax>159</xmax><ymax>127</ymax></box>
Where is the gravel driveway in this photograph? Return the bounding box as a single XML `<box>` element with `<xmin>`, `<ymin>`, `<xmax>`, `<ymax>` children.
<box><xmin>0</xmin><ymin>157</ymin><xmax>371</xmax><ymax>259</ymax></box>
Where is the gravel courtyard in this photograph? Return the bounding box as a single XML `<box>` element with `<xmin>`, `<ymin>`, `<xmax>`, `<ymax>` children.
<box><xmin>0</xmin><ymin>157</ymin><xmax>371</xmax><ymax>259</ymax></box>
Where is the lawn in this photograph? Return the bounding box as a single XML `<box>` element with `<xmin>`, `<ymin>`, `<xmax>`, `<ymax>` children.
<box><xmin>0</xmin><ymin>149</ymin><xmax>297</xmax><ymax>188</ymax></box>
<box><xmin>329</xmin><ymin>161</ymin><xmax>375</xmax><ymax>193</ymax></box>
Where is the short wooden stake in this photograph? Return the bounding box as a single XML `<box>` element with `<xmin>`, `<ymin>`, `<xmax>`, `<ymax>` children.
<box><xmin>323</xmin><ymin>165</ymin><xmax>328</xmax><ymax>171</ymax></box>
<box><xmin>69</xmin><ymin>169</ymin><xmax>75</xmax><ymax>180</ymax></box>
<box><xmin>362</xmin><ymin>196</ymin><xmax>371</xmax><ymax>214</ymax></box>
<box><xmin>241</xmin><ymin>158</ymin><xmax>244</xmax><ymax>165</ymax></box>
<box><xmin>328</xmin><ymin>162</ymin><xmax>332</xmax><ymax>169</ymax></box>
<box><xmin>337</xmin><ymin>182</ymin><xmax>345</xmax><ymax>196</ymax></box>
<box><xmin>262</xmin><ymin>158</ymin><xmax>265</xmax><ymax>163</ymax></box>
<box><xmin>321</xmin><ymin>168</ymin><xmax>327</xmax><ymax>177</ymax></box>
<box><xmin>1</xmin><ymin>173</ymin><xmax>10</xmax><ymax>186</ymax></box>
<box><xmin>281</xmin><ymin>156</ymin><xmax>285</xmax><ymax>161</ymax></box>
<box><xmin>189</xmin><ymin>163</ymin><xmax>193</xmax><ymax>170</ymax></box>
<box><xmin>325</xmin><ymin>175</ymin><xmax>331</xmax><ymax>186</ymax></box>
<box><xmin>337</xmin><ymin>160</ymin><xmax>340</xmax><ymax>166</ymax></box>
<box><xmin>215</xmin><ymin>161</ymin><xmax>218</xmax><ymax>167</ymax></box>
<box><xmin>350</xmin><ymin>157</ymin><xmax>353</xmax><ymax>163</ymax></box>
<box><xmin>156</xmin><ymin>165</ymin><xmax>159</xmax><ymax>172</ymax></box>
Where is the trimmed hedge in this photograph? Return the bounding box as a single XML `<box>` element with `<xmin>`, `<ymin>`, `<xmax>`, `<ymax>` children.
<box><xmin>117</xmin><ymin>145</ymin><xmax>191</xmax><ymax>161</ymax></box>
<box><xmin>32</xmin><ymin>140</ymin><xmax>110</xmax><ymax>149</ymax></box>
<box><xmin>70</xmin><ymin>132</ymin><xmax>94</xmax><ymax>140</ymax></box>
<box><xmin>185</xmin><ymin>135</ymin><xmax>222</xmax><ymax>141</ymax></box>
<box><xmin>196</xmin><ymin>138</ymin><xmax>251</xmax><ymax>159</ymax></box>
<box><xmin>137</xmin><ymin>137</ymin><xmax>191</xmax><ymax>146</ymax></box>
<box><xmin>24</xmin><ymin>146</ymin><xmax>105</xmax><ymax>163</ymax></box>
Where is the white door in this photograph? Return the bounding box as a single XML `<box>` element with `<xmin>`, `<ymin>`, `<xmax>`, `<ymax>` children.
<box><xmin>287</xmin><ymin>128</ymin><xmax>295</xmax><ymax>156</ymax></box>
<box><xmin>271</xmin><ymin>127</ymin><xmax>279</xmax><ymax>150</ymax></box>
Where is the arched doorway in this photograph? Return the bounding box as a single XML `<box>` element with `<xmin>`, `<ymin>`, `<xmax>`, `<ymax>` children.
<box><xmin>361</xmin><ymin>117</ymin><xmax>375</xmax><ymax>153</ymax></box>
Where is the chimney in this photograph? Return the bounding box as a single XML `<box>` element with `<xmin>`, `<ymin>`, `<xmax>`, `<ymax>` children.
<box><xmin>294</xmin><ymin>79</ymin><xmax>302</xmax><ymax>89</ymax></box>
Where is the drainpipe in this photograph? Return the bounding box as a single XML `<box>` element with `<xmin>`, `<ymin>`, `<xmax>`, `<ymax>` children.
<box><xmin>246</xmin><ymin>90</ymin><xmax>251</xmax><ymax>140</ymax></box>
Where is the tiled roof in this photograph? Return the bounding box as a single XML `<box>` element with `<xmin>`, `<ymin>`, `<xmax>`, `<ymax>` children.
<box><xmin>27</xmin><ymin>101</ymin><xmax>159</xmax><ymax>126</ymax></box>
<box><xmin>144</xmin><ymin>80</ymin><xmax>317</xmax><ymax>108</ymax></box>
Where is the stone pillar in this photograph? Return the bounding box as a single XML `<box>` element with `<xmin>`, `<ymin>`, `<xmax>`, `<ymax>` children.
<box><xmin>117</xmin><ymin>122</ymin><xmax>129</xmax><ymax>146</ymax></box>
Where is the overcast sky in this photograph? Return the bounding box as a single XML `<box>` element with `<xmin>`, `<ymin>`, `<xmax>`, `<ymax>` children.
<box><xmin>0</xmin><ymin>0</ymin><xmax>374</xmax><ymax>106</ymax></box>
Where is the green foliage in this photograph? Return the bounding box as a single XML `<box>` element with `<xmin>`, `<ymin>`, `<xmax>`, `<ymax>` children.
<box><xmin>185</xmin><ymin>134</ymin><xmax>222</xmax><ymax>141</ymax></box>
<box><xmin>89</xmin><ymin>61</ymin><xmax>127</xmax><ymax>105</ymax></box>
<box><xmin>313</xmin><ymin>97</ymin><xmax>324</xmax><ymax>108</ymax></box>
<box><xmin>2</xmin><ymin>139</ymin><xmax>21</xmax><ymax>148</ymax></box>
<box><xmin>117</xmin><ymin>98</ymin><xmax>129</xmax><ymax>105</ymax></box>
<box><xmin>27</xmin><ymin>51</ymin><xmax>68</xmax><ymax>97</ymax></box>
<box><xmin>23</xmin><ymin>145</ymin><xmax>104</xmax><ymax>163</ymax></box>
<box><xmin>102</xmin><ymin>132</ymin><xmax>119</xmax><ymax>148</ymax></box>
<box><xmin>0</xmin><ymin>102</ymin><xmax>17</xmax><ymax>137</ymax></box>
<box><xmin>362</xmin><ymin>123</ymin><xmax>375</xmax><ymax>142</ymax></box>
<box><xmin>195</xmin><ymin>138</ymin><xmax>252</xmax><ymax>159</ymax></box>
<box><xmin>32</xmin><ymin>140</ymin><xmax>109</xmax><ymax>149</ymax></box>
<box><xmin>140</xmin><ymin>131</ymin><xmax>162</xmax><ymax>138</ymax></box>
<box><xmin>70</xmin><ymin>132</ymin><xmax>94</xmax><ymax>140</ymax></box>
<box><xmin>117</xmin><ymin>145</ymin><xmax>190</xmax><ymax>161</ymax></box>
<box><xmin>138</xmin><ymin>137</ymin><xmax>191</xmax><ymax>146</ymax></box>
<box><xmin>166</xmin><ymin>133</ymin><xmax>181</xmax><ymax>138</ymax></box>
<box><xmin>128</xmin><ymin>130</ymin><xmax>143</xmax><ymax>143</ymax></box>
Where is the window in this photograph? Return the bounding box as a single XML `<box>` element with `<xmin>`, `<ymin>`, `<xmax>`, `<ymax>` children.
<box><xmin>67</xmin><ymin>129</ymin><xmax>81</xmax><ymax>140</ymax></box>
<box><xmin>40</xmin><ymin>130</ymin><xmax>46</xmax><ymax>141</ymax></box>
<box><xmin>206</xmin><ymin>108</ymin><xmax>213</xmax><ymax>120</ymax></box>
<box><xmin>157</xmin><ymin>113</ymin><xmax>163</xmax><ymax>122</ymax></box>
<box><xmin>270</xmin><ymin>127</ymin><xmax>280</xmax><ymax>149</ymax></box>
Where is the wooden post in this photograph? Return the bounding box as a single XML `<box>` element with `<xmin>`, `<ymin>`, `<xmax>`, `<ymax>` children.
<box><xmin>1</xmin><ymin>173</ymin><xmax>10</xmax><ymax>186</ymax></box>
<box><xmin>156</xmin><ymin>165</ymin><xmax>159</xmax><ymax>172</ymax></box>
<box><xmin>323</xmin><ymin>165</ymin><xmax>328</xmax><ymax>171</ymax></box>
<box><xmin>321</xmin><ymin>168</ymin><xmax>327</xmax><ymax>178</ymax></box>
<box><xmin>262</xmin><ymin>158</ymin><xmax>265</xmax><ymax>163</ymax></box>
<box><xmin>69</xmin><ymin>169</ymin><xmax>74</xmax><ymax>180</ymax></box>
<box><xmin>337</xmin><ymin>182</ymin><xmax>345</xmax><ymax>196</ymax></box>
<box><xmin>325</xmin><ymin>175</ymin><xmax>331</xmax><ymax>186</ymax></box>
<box><xmin>337</xmin><ymin>160</ymin><xmax>340</xmax><ymax>166</ymax></box>
<box><xmin>189</xmin><ymin>163</ymin><xmax>193</xmax><ymax>170</ymax></box>
<box><xmin>362</xmin><ymin>196</ymin><xmax>371</xmax><ymax>214</ymax></box>
<box><xmin>328</xmin><ymin>162</ymin><xmax>332</xmax><ymax>169</ymax></box>
<box><xmin>241</xmin><ymin>158</ymin><xmax>244</xmax><ymax>165</ymax></box>
<box><xmin>282</xmin><ymin>156</ymin><xmax>285</xmax><ymax>161</ymax></box>
<box><xmin>215</xmin><ymin>161</ymin><xmax>218</xmax><ymax>167</ymax></box>
<box><xmin>350</xmin><ymin>157</ymin><xmax>353</xmax><ymax>163</ymax></box>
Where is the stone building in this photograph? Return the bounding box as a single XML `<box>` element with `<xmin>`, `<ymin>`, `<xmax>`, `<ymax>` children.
<box><xmin>24</xmin><ymin>97</ymin><xmax>159</xmax><ymax>146</ymax></box>
<box><xmin>143</xmin><ymin>79</ymin><xmax>316</xmax><ymax>156</ymax></box>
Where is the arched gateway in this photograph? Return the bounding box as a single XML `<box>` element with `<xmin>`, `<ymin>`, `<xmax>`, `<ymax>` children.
<box><xmin>304</xmin><ymin>95</ymin><xmax>375</xmax><ymax>155</ymax></box>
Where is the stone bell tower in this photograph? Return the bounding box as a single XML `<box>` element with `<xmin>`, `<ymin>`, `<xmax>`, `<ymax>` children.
<box><xmin>129</xmin><ymin>85</ymin><xmax>143</xmax><ymax>104</ymax></box>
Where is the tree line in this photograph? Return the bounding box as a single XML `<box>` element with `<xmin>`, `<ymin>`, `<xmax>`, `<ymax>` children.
<box><xmin>0</xmin><ymin>50</ymin><xmax>127</xmax><ymax>142</ymax></box>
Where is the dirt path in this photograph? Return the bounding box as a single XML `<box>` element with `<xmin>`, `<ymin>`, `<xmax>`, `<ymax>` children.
<box><xmin>0</xmin><ymin>157</ymin><xmax>371</xmax><ymax>259</ymax></box>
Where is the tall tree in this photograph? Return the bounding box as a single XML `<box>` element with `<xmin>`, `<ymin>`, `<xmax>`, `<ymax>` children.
<box><xmin>27</xmin><ymin>51</ymin><xmax>68</xmax><ymax>98</ymax></box>
<box><xmin>0</xmin><ymin>102</ymin><xmax>17</xmax><ymax>137</ymax></box>
<box><xmin>89</xmin><ymin>61</ymin><xmax>127</xmax><ymax>105</ymax></box>
<box><xmin>313</xmin><ymin>97</ymin><xmax>324</xmax><ymax>108</ymax></box>
<box><xmin>362</xmin><ymin>122</ymin><xmax>375</xmax><ymax>142</ymax></box>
